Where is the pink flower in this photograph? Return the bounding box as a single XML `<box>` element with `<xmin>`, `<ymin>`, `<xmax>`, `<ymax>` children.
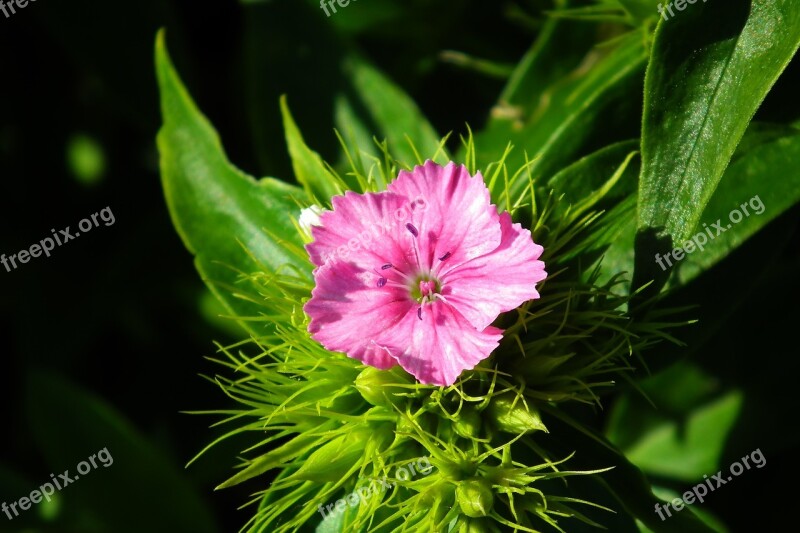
<box><xmin>304</xmin><ymin>161</ymin><xmax>547</xmax><ymax>386</ymax></box>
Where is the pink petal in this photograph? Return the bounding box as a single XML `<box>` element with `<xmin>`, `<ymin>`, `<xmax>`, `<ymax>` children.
<box><xmin>387</xmin><ymin>161</ymin><xmax>502</xmax><ymax>271</ymax></box>
<box><xmin>372</xmin><ymin>301</ymin><xmax>503</xmax><ymax>386</ymax></box>
<box><xmin>304</xmin><ymin>260</ymin><xmax>412</xmax><ymax>370</ymax></box>
<box><xmin>441</xmin><ymin>212</ymin><xmax>546</xmax><ymax>331</ymax></box>
<box><xmin>305</xmin><ymin>191</ymin><xmax>422</xmax><ymax>269</ymax></box>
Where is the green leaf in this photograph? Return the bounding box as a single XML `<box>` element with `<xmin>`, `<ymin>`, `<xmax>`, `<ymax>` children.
<box><xmin>496</xmin><ymin>0</ymin><xmax>597</xmax><ymax>120</ymax></box>
<box><xmin>604</xmin><ymin>125</ymin><xmax>800</xmax><ymax>295</ymax></box>
<box><xmin>339</xmin><ymin>55</ymin><xmax>445</xmax><ymax>165</ymax></box>
<box><xmin>281</xmin><ymin>95</ymin><xmax>343</xmax><ymax>204</ymax></box>
<box><xmin>289</xmin><ymin>431</ymin><xmax>369</xmax><ymax>483</ymax></box>
<box><xmin>606</xmin><ymin>361</ymin><xmax>722</xmax><ymax>451</ymax></box>
<box><xmin>474</xmin><ymin>29</ymin><xmax>648</xmax><ymax>207</ymax></box>
<box><xmin>649</xmin><ymin>487</ymin><xmax>730</xmax><ymax>533</ymax></box>
<box><xmin>155</xmin><ymin>30</ymin><xmax>311</xmax><ymax>335</ymax></box>
<box><xmin>611</xmin><ymin>387</ymin><xmax>744</xmax><ymax>481</ymax></box>
<box><xmin>637</xmin><ymin>0</ymin><xmax>800</xmax><ymax>248</ymax></box>
<box><xmin>25</xmin><ymin>373</ymin><xmax>217</xmax><ymax>533</ymax></box>
<box><xmin>673</xmin><ymin>130</ymin><xmax>800</xmax><ymax>284</ymax></box>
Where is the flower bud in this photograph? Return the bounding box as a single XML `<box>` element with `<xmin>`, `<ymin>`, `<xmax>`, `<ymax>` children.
<box><xmin>355</xmin><ymin>367</ymin><xmax>410</xmax><ymax>408</ymax></box>
<box><xmin>291</xmin><ymin>429</ymin><xmax>370</xmax><ymax>482</ymax></box>
<box><xmin>456</xmin><ymin>478</ymin><xmax>494</xmax><ymax>518</ymax></box>
<box><xmin>487</xmin><ymin>393</ymin><xmax>547</xmax><ymax>435</ymax></box>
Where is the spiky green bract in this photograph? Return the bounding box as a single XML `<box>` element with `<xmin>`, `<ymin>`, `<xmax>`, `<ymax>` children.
<box><xmin>188</xmin><ymin>127</ymin><xmax>691</xmax><ymax>533</ymax></box>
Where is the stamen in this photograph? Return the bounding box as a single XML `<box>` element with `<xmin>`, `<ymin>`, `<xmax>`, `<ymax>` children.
<box><xmin>433</xmin><ymin>293</ymin><xmax>449</xmax><ymax>304</ymax></box>
<box><xmin>417</xmin><ymin>307</ymin><xmax>422</xmax><ymax>320</ymax></box>
<box><xmin>439</xmin><ymin>252</ymin><xmax>451</xmax><ymax>261</ymax></box>
<box><xmin>381</xmin><ymin>263</ymin><xmax>393</xmax><ymax>270</ymax></box>
<box><xmin>406</xmin><ymin>223</ymin><xmax>423</xmax><ymax>271</ymax></box>
<box><xmin>390</xmin><ymin>267</ymin><xmax>413</xmax><ymax>282</ymax></box>
<box><xmin>377</xmin><ymin>277</ymin><xmax>387</xmax><ymax>288</ymax></box>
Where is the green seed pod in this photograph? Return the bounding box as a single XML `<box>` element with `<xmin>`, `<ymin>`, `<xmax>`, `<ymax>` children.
<box><xmin>456</xmin><ymin>478</ymin><xmax>494</xmax><ymax>518</ymax></box>
<box><xmin>487</xmin><ymin>393</ymin><xmax>547</xmax><ymax>435</ymax></box>
<box><xmin>355</xmin><ymin>367</ymin><xmax>409</xmax><ymax>408</ymax></box>
<box><xmin>290</xmin><ymin>429</ymin><xmax>371</xmax><ymax>482</ymax></box>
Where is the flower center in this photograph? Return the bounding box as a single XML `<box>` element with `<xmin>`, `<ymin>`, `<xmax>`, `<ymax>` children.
<box><xmin>372</xmin><ymin>222</ymin><xmax>452</xmax><ymax>320</ymax></box>
<box><xmin>419</xmin><ymin>280</ymin><xmax>436</xmax><ymax>298</ymax></box>
<box><xmin>409</xmin><ymin>276</ymin><xmax>440</xmax><ymax>301</ymax></box>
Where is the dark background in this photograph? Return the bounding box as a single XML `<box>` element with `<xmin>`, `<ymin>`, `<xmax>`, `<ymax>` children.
<box><xmin>0</xmin><ymin>0</ymin><xmax>797</xmax><ymax>531</ymax></box>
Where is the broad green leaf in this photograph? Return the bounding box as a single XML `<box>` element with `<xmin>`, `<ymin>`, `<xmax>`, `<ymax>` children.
<box><xmin>649</xmin><ymin>487</ymin><xmax>730</xmax><ymax>533</ymax></box>
<box><xmin>496</xmin><ymin>0</ymin><xmax>597</xmax><ymax>120</ymax></box>
<box><xmin>25</xmin><ymin>373</ymin><xmax>217</xmax><ymax>533</ymax></box>
<box><xmin>334</xmin><ymin>94</ymin><xmax>380</xmax><ymax>183</ymax></box>
<box><xmin>638</xmin><ymin>0</ymin><xmax>800</xmax><ymax>246</ymax></box>
<box><xmin>606</xmin><ymin>361</ymin><xmax>722</xmax><ymax>451</ymax></box>
<box><xmin>289</xmin><ymin>431</ymin><xmax>368</xmax><ymax>483</ymax></box>
<box><xmin>339</xmin><ymin>55</ymin><xmax>445</xmax><ymax>165</ymax></box>
<box><xmin>474</xmin><ymin>29</ymin><xmax>648</xmax><ymax>207</ymax></box>
<box><xmin>281</xmin><ymin>95</ymin><xmax>343</xmax><ymax>204</ymax></box>
<box><xmin>156</xmin><ymin>30</ymin><xmax>311</xmax><ymax>335</ymax></box>
<box><xmin>673</xmin><ymin>131</ymin><xmax>800</xmax><ymax>284</ymax></box>
<box><xmin>607</xmin><ymin>381</ymin><xmax>743</xmax><ymax>481</ymax></box>
<box><xmin>605</xmin><ymin>126</ymin><xmax>800</xmax><ymax>295</ymax></box>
